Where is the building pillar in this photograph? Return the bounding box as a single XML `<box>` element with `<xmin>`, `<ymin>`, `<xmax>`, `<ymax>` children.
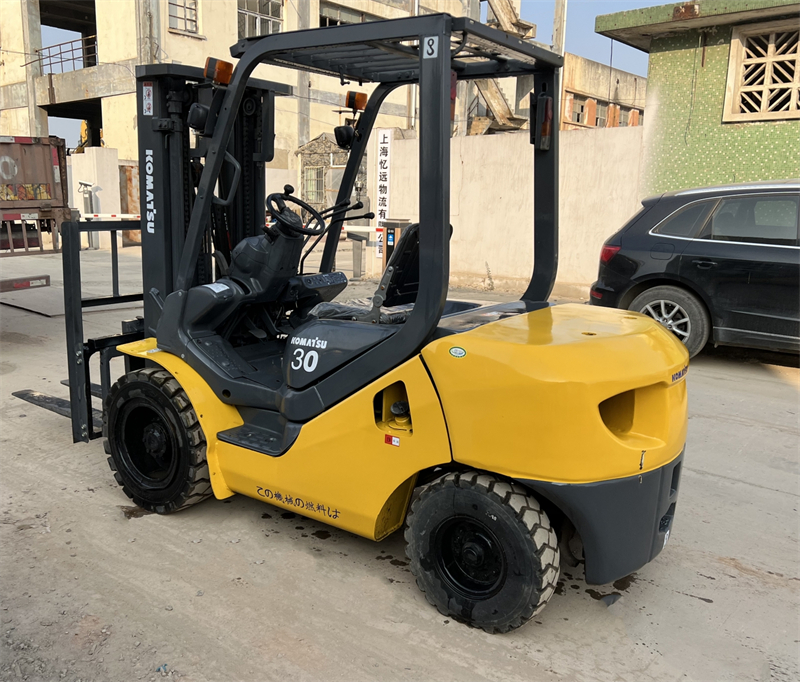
<box><xmin>584</xmin><ymin>98</ymin><xmax>597</xmax><ymax>127</ymax></box>
<box><xmin>20</xmin><ymin>0</ymin><xmax>47</xmax><ymax>137</ymax></box>
<box><xmin>456</xmin><ymin>0</ymin><xmax>481</xmax><ymax>135</ymax></box>
<box><xmin>607</xmin><ymin>104</ymin><xmax>620</xmax><ymax>127</ymax></box>
<box><xmin>514</xmin><ymin>75</ymin><xmax>534</xmax><ymax>119</ymax></box>
<box><xmin>296</xmin><ymin>0</ymin><xmax>310</xmax><ymax>146</ymax></box>
<box><xmin>135</xmin><ymin>0</ymin><xmax>161</xmax><ymax>64</ymax></box>
<box><xmin>562</xmin><ymin>91</ymin><xmax>574</xmax><ymax>128</ymax></box>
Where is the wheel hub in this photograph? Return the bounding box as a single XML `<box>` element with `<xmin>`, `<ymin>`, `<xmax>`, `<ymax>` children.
<box><xmin>116</xmin><ymin>399</ymin><xmax>178</xmax><ymax>486</ymax></box>
<box><xmin>435</xmin><ymin>517</ymin><xmax>506</xmax><ymax>599</ymax></box>
<box><xmin>462</xmin><ymin>541</ymin><xmax>485</xmax><ymax>567</ymax></box>
<box><xmin>142</xmin><ymin>423</ymin><xmax>168</xmax><ymax>460</ymax></box>
<box><xmin>640</xmin><ymin>299</ymin><xmax>691</xmax><ymax>344</ymax></box>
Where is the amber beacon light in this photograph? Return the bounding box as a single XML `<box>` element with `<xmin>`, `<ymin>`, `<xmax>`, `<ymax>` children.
<box><xmin>204</xmin><ymin>57</ymin><xmax>234</xmax><ymax>85</ymax></box>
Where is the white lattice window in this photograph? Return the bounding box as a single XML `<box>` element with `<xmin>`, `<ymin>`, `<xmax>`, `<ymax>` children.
<box><xmin>724</xmin><ymin>19</ymin><xmax>800</xmax><ymax>122</ymax></box>
<box><xmin>168</xmin><ymin>0</ymin><xmax>198</xmax><ymax>33</ymax></box>
<box><xmin>303</xmin><ymin>167</ymin><xmax>324</xmax><ymax>205</ymax></box>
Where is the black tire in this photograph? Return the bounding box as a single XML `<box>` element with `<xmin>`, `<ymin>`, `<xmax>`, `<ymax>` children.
<box><xmin>405</xmin><ymin>471</ymin><xmax>560</xmax><ymax>634</ymax></box>
<box><xmin>104</xmin><ymin>368</ymin><xmax>212</xmax><ymax>514</ymax></box>
<box><xmin>629</xmin><ymin>285</ymin><xmax>710</xmax><ymax>358</ymax></box>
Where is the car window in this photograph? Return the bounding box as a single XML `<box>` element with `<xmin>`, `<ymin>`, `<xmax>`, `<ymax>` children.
<box><xmin>705</xmin><ymin>195</ymin><xmax>799</xmax><ymax>246</ymax></box>
<box><xmin>652</xmin><ymin>200</ymin><xmax>716</xmax><ymax>237</ymax></box>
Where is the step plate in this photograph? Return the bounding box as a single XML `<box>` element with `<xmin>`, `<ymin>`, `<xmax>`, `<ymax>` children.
<box><xmin>217</xmin><ymin>424</ymin><xmax>287</xmax><ymax>457</ymax></box>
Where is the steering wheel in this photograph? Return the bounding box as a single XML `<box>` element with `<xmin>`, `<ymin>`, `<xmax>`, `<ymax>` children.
<box><xmin>267</xmin><ymin>186</ymin><xmax>326</xmax><ymax>236</ymax></box>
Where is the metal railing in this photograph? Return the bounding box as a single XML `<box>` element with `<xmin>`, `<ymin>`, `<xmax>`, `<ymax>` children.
<box><xmin>1</xmin><ymin>218</ymin><xmax>61</xmax><ymax>257</ymax></box>
<box><xmin>36</xmin><ymin>35</ymin><xmax>98</xmax><ymax>74</ymax></box>
<box><xmin>11</xmin><ymin>221</ymin><xmax>146</xmax><ymax>444</ymax></box>
<box><xmin>59</xmin><ymin>221</ymin><xmax>144</xmax><ymax>442</ymax></box>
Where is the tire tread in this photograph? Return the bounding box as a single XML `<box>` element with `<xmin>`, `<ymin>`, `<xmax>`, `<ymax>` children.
<box><xmin>405</xmin><ymin>469</ymin><xmax>560</xmax><ymax>634</ymax></box>
<box><xmin>103</xmin><ymin>369</ymin><xmax>213</xmax><ymax>514</ymax></box>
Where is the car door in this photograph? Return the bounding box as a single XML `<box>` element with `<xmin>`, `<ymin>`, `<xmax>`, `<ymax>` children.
<box><xmin>679</xmin><ymin>193</ymin><xmax>800</xmax><ymax>347</ymax></box>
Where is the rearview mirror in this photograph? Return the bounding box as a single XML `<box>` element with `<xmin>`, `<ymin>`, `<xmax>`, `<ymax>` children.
<box><xmin>334</xmin><ymin>125</ymin><xmax>356</xmax><ymax>150</ymax></box>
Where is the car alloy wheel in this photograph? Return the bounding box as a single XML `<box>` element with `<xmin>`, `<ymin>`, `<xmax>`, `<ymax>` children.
<box><xmin>639</xmin><ymin>299</ymin><xmax>692</xmax><ymax>344</ymax></box>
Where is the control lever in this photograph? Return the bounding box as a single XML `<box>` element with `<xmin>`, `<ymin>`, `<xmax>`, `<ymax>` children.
<box><xmin>149</xmin><ymin>288</ymin><xmax>164</xmax><ymax>311</ymax></box>
<box><xmin>319</xmin><ymin>200</ymin><xmax>362</xmax><ymax>220</ymax></box>
<box><xmin>298</xmin><ymin>203</ymin><xmax>368</xmax><ymax>274</ymax></box>
<box><xmin>343</xmin><ymin>212</ymin><xmax>374</xmax><ymax>222</ymax></box>
<box><xmin>320</xmin><ymin>200</ymin><xmax>351</xmax><ymax>217</ymax></box>
<box><xmin>283</xmin><ymin>184</ymin><xmax>294</xmax><ymax>196</ymax></box>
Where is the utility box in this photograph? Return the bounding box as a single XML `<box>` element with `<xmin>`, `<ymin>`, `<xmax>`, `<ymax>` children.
<box><xmin>382</xmin><ymin>218</ymin><xmax>410</xmax><ymax>270</ymax></box>
<box><xmin>0</xmin><ymin>136</ymin><xmax>70</xmax><ymax>255</ymax></box>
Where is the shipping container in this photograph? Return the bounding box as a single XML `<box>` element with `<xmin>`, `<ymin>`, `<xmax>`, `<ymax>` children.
<box><xmin>0</xmin><ymin>136</ymin><xmax>70</xmax><ymax>256</ymax></box>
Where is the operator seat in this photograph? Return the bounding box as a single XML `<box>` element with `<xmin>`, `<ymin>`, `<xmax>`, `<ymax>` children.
<box><xmin>312</xmin><ymin>222</ymin><xmax>428</xmax><ymax>324</ymax></box>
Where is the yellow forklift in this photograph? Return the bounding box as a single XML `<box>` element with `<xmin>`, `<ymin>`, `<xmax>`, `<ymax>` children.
<box><xmin>18</xmin><ymin>14</ymin><xmax>688</xmax><ymax>633</ymax></box>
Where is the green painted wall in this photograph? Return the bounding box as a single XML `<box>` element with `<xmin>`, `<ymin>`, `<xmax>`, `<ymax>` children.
<box><xmin>640</xmin><ymin>25</ymin><xmax>800</xmax><ymax>196</ymax></box>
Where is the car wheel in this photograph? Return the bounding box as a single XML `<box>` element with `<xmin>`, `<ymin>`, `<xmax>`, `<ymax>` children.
<box><xmin>405</xmin><ymin>471</ymin><xmax>560</xmax><ymax>634</ymax></box>
<box><xmin>629</xmin><ymin>285</ymin><xmax>710</xmax><ymax>357</ymax></box>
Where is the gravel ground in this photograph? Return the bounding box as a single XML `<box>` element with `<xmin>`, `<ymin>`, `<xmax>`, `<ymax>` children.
<box><xmin>1</xmin><ymin>247</ymin><xmax>797</xmax><ymax>682</ymax></box>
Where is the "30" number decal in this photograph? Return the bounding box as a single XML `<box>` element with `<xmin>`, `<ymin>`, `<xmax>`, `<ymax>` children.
<box><xmin>291</xmin><ymin>348</ymin><xmax>319</xmax><ymax>372</ymax></box>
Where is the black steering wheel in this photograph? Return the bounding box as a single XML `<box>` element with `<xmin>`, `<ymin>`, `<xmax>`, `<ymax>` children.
<box><xmin>267</xmin><ymin>185</ymin><xmax>326</xmax><ymax>236</ymax></box>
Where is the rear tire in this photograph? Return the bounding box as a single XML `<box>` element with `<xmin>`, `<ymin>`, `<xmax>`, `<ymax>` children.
<box><xmin>104</xmin><ymin>368</ymin><xmax>212</xmax><ymax>514</ymax></box>
<box><xmin>629</xmin><ymin>285</ymin><xmax>710</xmax><ymax>358</ymax></box>
<box><xmin>405</xmin><ymin>471</ymin><xmax>560</xmax><ymax>634</ymax></box>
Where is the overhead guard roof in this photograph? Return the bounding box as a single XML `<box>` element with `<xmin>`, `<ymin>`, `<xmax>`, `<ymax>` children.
<box><xmin>229</xmin><ymin>14</ymin><xmax>562</xmax><ymax>84</ymax></box>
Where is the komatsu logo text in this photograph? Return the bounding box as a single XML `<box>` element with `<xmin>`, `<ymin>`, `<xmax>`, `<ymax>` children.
<box><xmin>145</xmin><ymin>149</ymin><xmax>156</xmax><ymax>234</ymax></box>
<box><xmin>291</xmin><ymin>336</ymin><xmax>328</xmax><ymax>349</ymax></box>
<box><xmin>671</xmin><ymin>365</ymin><xmax>688</xmax><ymax>383</ymax></box>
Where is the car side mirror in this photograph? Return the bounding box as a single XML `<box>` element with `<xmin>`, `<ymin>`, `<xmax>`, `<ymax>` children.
<box><xmin>334</xmin><ymin>125</ymin><xmax>356</xmax><ymax>150</ymax></box>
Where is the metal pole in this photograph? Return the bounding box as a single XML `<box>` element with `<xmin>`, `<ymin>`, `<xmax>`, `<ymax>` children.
<box><xmin>79</xmin><ymin>181</ymin><xmax>98</xmax><ymax>249</ymax></box>
<box><xmin>410</xmin><ymin>0</ymin><xmax>420</xmax><ymax>130</ymax></box>
<box><xmin>110</xmin><ymin>230</ymin><xmax>120</xmax><ymax>297</ymax></box>
<box><xmin>553</xmin><ymin>0</ymin><xmax>567</xmax><ymax>131</ymax></box>
<box><xmin>352</xmin><ymin>240</ymin><xmax>363</xmax><ymax>280</ymax></box>
<box><xmin>522</xmin><ymin>68</ymin><xmax>560</xmax><ymax>302</ymax></box>
<box><xmin>61</xmin><ymin>222</ymin><xmax>90</xmax><ymax>443</ymax></box>
<box><xmin>553</xmin><ymin>0</ymin><xmax>568</xmax><ymax>55</ymax></box>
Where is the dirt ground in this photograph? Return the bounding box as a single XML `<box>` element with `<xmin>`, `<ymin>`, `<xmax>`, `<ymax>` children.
<box><xmin>1</xmin><ymin>248</ymin><xmax>798</xmax><ymax>682</ymax></box>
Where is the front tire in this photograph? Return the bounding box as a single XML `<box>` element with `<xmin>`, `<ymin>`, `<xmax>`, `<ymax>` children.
<box><xmin>104</xmin><ymin>368</ymin><xmax>212</xmax><ymax>514</ymax></box>
<box><xmin>405</xmin><ymin>471</ymin><xmax>560</xmax><ymax>634</ymax></box>
<box><xmin>629</xmin><ymin>285</ymin><xmax>710</xmax><ymax>357</ymax></box>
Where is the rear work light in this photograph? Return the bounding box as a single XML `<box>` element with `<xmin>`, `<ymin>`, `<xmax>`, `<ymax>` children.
<box><xmin>204</xmin><ymin>57</ymin><xmax>234</xmax><ymax>85</ymax></box>
<box><xmin>600</xmin><ymin>245</ymin><xmax>621</xmax><ymax>263</ymax></box>
<box><xmin>345</xmin><ymin>91</ymin><xmax>368</xmax><ymax>111</ymax></box>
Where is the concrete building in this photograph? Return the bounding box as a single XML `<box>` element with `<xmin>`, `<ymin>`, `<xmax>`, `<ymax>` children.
<box><xmin>596</xmin><ymin>0</ymin><xmax>800</xmax><ymax>196</ymax></box>
<box><xmin>560</xmin><ymin>52</ymin><xmax>646</xmax><ymax>131</ymax></box>
<box><xmin>0</xmin><ymin>1</ymin><xmax>475</xmax><ymax>179</ymax></box>
<box><xmin>1</xmin><ymin>2</ymin><xmax>650</xmax><ymax>167</ymax></box>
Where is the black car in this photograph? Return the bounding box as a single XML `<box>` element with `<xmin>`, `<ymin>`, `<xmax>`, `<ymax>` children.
<box><xmin>590</xmin><ymin>181</ymin><xmax>800</xmax><ymax>357</ymax></box>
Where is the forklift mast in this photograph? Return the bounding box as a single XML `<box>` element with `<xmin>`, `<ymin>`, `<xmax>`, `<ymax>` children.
<box><xmin>135</xmin><ymin>64</ymin><xmax>291</xmax><ymax>334</ymax></box>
